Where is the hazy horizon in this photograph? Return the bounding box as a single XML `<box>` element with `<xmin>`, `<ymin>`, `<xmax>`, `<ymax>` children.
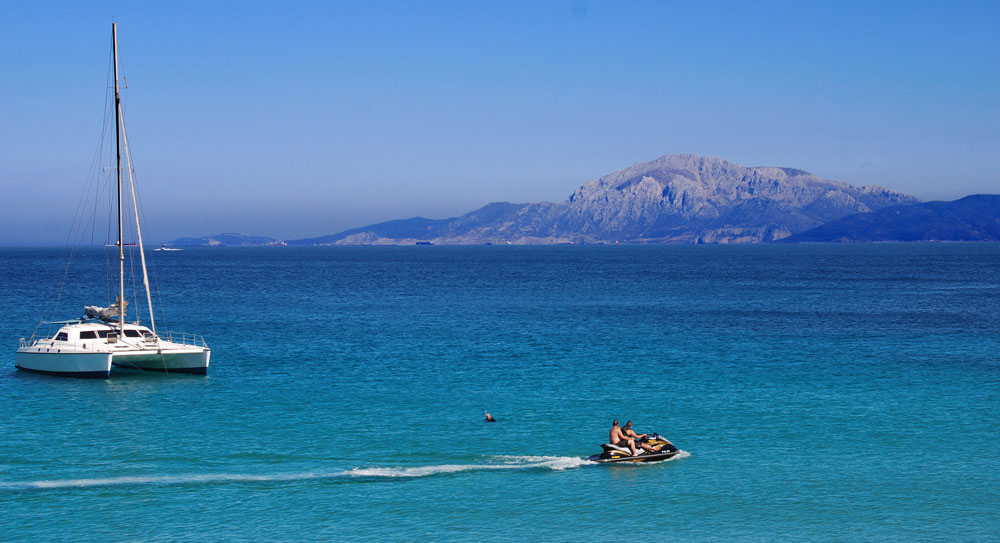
<box><xmin>3</xmin><ymin>1</ymin><xmax>998</xmax><ymax>245</ymax></box>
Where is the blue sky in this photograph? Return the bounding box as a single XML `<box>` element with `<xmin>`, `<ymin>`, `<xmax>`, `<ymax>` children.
<box><xmin>2</xmin><ymin>1</ymin><xmax>998</xmax><ymax>244</ymax></box>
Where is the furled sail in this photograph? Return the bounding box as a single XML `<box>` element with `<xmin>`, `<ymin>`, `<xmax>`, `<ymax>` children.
<box><xmin>84</xmin><ymin>296</ymin><xmax>127</xmax><ymax>322</ymax></box>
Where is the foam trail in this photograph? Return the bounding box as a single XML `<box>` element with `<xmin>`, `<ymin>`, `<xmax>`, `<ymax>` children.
<box><xmin>349</xmin><ymin>455</ymin><xmax>592</xmax><ymax>478</ymax></box>
<box><xmin>0</xmin><ymin>456</ymin><xmax>592</xmax><ymax>491</ymax></box>
<box><xmin>0</xmin><ymin>471</ymin><xmax>342</xmax><ymax>491</ymax></box>
<box><xmin>494</xmin><ymin>455</ymin><xmax>595</xmax><ymax>470</ymax></box>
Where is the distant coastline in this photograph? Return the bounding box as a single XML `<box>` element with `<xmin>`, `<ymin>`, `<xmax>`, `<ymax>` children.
<box><xmin>165</xmin><ymin>154</ymin><xmax>999</xmax><ymax>247</ymax></box>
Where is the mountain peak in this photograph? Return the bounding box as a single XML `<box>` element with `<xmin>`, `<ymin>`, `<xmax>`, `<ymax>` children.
<box><xmin>285</xmin><ymin>153</ymin><xmax>919</xmax><ymax>245</ymax></box>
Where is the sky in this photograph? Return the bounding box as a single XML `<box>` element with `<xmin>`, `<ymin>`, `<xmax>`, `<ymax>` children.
<box><xmin>2</xmin><ymin>1</ymin><xmax>998</xmax><ymax>244</ymax></box>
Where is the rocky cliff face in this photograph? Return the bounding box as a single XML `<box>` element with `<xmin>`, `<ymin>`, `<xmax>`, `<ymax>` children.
<box><xmin>560</xmin><ymin>154</ymin><xmax>916</xmax><ymax>242</ymax></box>
<box><xmin>289</xmin><ymin>154</ymin><xmax>919</xmax><ymax>245</ymax></box>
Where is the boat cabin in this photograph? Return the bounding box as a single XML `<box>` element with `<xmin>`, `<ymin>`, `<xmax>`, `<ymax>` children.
<box><xmin>39</xmin><ymin>323</ymin><xmax>156</xmax><ymax>348</ymax></box>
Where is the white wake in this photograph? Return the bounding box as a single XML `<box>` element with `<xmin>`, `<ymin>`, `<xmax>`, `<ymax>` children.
<box><xmin>0</xmin><ymin>455</ymin><xmax>596</xmax><ymax>491</ymax></box>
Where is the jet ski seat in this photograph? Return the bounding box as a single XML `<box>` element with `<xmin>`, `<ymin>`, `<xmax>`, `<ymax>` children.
<box><xmin>601</xmin><ymin>443</ymin><xmax>644</xmax><ymax>456</ymax></box>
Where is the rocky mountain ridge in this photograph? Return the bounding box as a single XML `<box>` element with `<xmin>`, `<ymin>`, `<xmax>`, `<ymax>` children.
<box><xmin>287</xmin><ymin>154</ymin><xmax>918</xmax><ymax>245</ymax></box>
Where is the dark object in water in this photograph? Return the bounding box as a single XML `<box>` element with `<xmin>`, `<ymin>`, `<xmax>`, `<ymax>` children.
<box><xmin>484</xmin><ymin>411</ymin><xmax>497</xmax><ymax>423</ymax></box>
<box><xmin>587</xmin><ymin>433</ymin><xmax>679</xmax><ymax>463</ymax></box>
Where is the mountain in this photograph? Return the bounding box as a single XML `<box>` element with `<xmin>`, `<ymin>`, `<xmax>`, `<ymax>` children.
<box><xmin>166</xmin><ymin>233</ymin><xmax>281</xmax><ymax>246</ymax></box>
<box><xmin>289</xmin><ymin>154</ymin><xmax>918</xmax><ymax>245</ymax></box>
<box><xmin>780</xmin><ymin>194</ymin><xmax>1000</xmax><ymax>242</ymax></box>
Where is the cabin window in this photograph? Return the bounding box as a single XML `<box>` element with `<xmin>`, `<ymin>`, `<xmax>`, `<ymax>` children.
<box><xmin>124</xmin><ymin>330</ymin><xmax>141</xmax><ymax>338</ymax></box>
<box><xmin>97</xmin><ymin>330</ymin><xmax>110</xmax><ymax>338</ymax></box>
<box><xmin>55</xmin><ymin>332</ymin><xmax>68</xmax><ymax>341</ymax></box>
<box><xmin>80</xmin><ymin>331</ymin><xmax>98</xmax><ymax>339</ymax></box>
<box><xmin>142</xmin><ymin>331</ymin><xmax>154</xmax><ymax>338</ymax></box>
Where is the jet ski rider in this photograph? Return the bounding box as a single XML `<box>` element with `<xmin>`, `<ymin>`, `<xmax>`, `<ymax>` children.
<box><xmin>609</xmin><ymin>420</ymin><xmax>639</xmax><ymax>456</ymax></box>
<box><xmin>610</xmin><ymin>420</ymin><xmax>666</xmax><ymax>456</ymax></box>
<box><xmin>622</xmin><ymin>421</ymin><xmax>646</xmax><ymax>440</ymax></box>
<box><xmin>623</xmin><ymin>420</ymin><xmax>667</xmax><ymax>452</ymax></box>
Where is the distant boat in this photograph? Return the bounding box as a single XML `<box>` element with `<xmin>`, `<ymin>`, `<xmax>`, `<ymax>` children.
<box><xmin>15</xmin><ymin>24</ymin><xmax>210</xmax><ymax>378</ymax></box>
<box><xmin>155</xmin><ymin>245</ymin><xmax>182</xmax><ymax>252</ymax></box>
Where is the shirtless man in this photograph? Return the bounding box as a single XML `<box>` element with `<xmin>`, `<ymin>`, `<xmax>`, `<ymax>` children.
<box><xmin>623</xmin><ymin>420</ymin><xmax>664</xmax><ymax>452</ymax></box>
<box><xmin>609</xmin><ymin>420</ymin><xmax>638</xmax><ymax>456</ymax></box>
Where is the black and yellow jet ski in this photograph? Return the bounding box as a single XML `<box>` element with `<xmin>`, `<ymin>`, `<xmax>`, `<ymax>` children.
<box><xmin>587</xmin><ymin>433</ymin><xmax>680</xmax><ymax>463</ymax></box>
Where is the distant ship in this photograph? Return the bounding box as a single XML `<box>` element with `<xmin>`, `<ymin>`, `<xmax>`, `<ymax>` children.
<box><xmin>15</xmin><ymin>24</ymin><xmax>210</xmax><ymax>378</ymax></box>
<box><xmin>155</xmin><ymin>245</ymin><xmax>182</xmax><ymax>252</ymax></box>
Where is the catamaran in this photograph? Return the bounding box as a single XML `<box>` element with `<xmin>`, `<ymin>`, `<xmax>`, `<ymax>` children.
<box><xmin>15</xmin><ymin>24</ymin><xmax>210</xmax><ymax>378</ymax></box>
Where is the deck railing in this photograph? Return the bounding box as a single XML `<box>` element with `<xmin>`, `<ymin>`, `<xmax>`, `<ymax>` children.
<box><xmin>161</xmin><ymin>331</ymin><xmax>209</xmax><ymax>348</ymax></box>
<box><xmin>17</xmin><ymin>331</ymin><xmax>208</xmax><ymax>349</ymax></box>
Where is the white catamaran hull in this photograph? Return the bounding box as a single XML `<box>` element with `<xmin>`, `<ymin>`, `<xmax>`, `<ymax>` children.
<box><xmin>15</xmin><ymin>351</ymin><xmax>113</xmax><ymax>379</ymax></box>
<box><xmin>16</xmin><ymin>347</ymin><xmax>209</xmax><ymax>378</ymax></box>
<box><xmin>112</xmin><ymin>348</ymin><xmax>210</xmax><ymax>375</ymax></box>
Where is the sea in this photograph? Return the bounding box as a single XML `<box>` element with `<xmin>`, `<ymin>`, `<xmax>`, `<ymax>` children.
<box><xmin>0</xmin><ymin>244</ymin><xmax>997</xmax><ymax>542</ymax></box>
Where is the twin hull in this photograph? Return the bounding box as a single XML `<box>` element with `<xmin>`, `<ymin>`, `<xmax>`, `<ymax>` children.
<box><xmin>15</xmin><ymin>348</ymin><xmax>210</xmax><ymax>379</ymax></box>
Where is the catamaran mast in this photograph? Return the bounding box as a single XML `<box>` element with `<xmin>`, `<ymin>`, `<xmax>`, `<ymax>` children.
<box><xmin>113</xmin><ymin>23</ymin><xmax>125</xmax><ymax>334</ymax></box>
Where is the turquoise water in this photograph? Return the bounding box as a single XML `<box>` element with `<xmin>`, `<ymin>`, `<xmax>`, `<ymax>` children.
<box><xmin>1</xmin><ymin>244</ymin><xmax>998</xmax><ymax>541</ymax></box>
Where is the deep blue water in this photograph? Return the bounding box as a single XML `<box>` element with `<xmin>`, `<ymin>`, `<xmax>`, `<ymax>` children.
<box><xmin>1</xmin><ymin>244</ymin><xmax>998</xmax><ymax>541</ymax></box>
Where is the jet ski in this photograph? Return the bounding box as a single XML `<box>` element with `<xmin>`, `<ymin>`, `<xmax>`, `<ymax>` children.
<box><xmin>587</xmin><ymin>433</ymin><xmax>680</xmax><ymax>463</ymax></box>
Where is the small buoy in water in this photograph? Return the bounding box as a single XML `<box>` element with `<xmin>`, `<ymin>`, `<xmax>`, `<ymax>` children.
<box><xmin>485</xmin><ymin>410</ymin><xmax>497</xmax><ymax>423</ymax></box>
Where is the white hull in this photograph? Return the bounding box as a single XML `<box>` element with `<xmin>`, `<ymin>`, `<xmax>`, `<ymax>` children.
<box><xmin>16</xmin><ymin>323</ymin><xmax>210</xmax><ymax>378</ymax></box>
<box><xmin>16</xmin><ymin>348</ymin><xmax>209</xmax><ymax>378</ymax></box>
<box><xmin>15</xmin><ymin>350</ymin><xmax>113</xmax><ymax>379</ymax></box>
<box><xmin>112</xmin><ymin>348</ymin><xmax>210</xmax><ymax>375</ymax></box>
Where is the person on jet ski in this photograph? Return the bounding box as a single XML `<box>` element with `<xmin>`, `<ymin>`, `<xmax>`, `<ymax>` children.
<box><xmin>623</xmin><ymin>420</ymin><xmax>665</xmax><ymax>452</ymax></box>
<box><xmin>609</xmin><ymin>420</ymin><xmax>638</xmax><ymax>456</ymax></box>
<box><xmin>622</xmin><ymin>421</ymin><xmax>647</xmax><ymax>440</ymax></box>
